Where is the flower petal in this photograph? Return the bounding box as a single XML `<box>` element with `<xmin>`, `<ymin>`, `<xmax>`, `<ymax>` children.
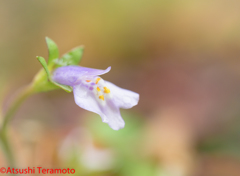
<box><xmin>102</xmin><ymin>102</ymin><xmax>125</xmax><ymax>130</ymax></box>
<box><xmin>73</xmin><ymin>84</ymin><xmax>108</xmax><ymax>123</ymax></box>
<box><xmin>73</xmin><ymin>84</ymin><xmax>125</xmax><ymax>130</ymax></box>
<box><xmin>52</xmin><ymin>66</ymin><xmax>111</xmax><ymax>86</ymax></box>
<box><xmin>105</xmin><ymin>81</ymin><xmax>139</xmax><ymax>109</ymax></box>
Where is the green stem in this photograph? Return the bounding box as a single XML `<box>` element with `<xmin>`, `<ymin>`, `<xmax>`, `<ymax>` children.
<box><xmin>0</xmin><ymin>131</ymin><xmax>15</xmax><ymax>168</ymax></box>
<box><xmin>0</xmin><ymin>84</ymin><xmax>34</xmax><ymax>168</ymax></box>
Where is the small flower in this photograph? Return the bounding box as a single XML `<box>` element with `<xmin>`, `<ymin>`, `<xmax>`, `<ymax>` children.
<box><xmin>52</xmin><ymin>66</ymin><xmax>139</xmax><ymax>130</ymax></box>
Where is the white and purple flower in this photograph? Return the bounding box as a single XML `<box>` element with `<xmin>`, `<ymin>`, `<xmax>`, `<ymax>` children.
<box><xmin>52</xmin><ymin>66</ymin><xmax>139</xmax><ymax>130</ymax></box>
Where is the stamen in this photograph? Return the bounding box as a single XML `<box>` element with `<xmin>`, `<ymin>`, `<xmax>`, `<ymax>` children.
<box><xmin>97</xmin><ymin>87</ymin><xmax>101</xmax><ymax>92</ymax></box>
<box><xmin>96</xmin><ymin>78</ymin><xmax>101</xmax><ymax>84</ymax></box>
<box><xmin>99</xmin><ymin>95</ymin><xmax>104</xmax><ymax>100</ymax></box>
<box><xmin>103</xmin><ymin>87</ymin><xmax>110</xmax><ymax>94</ymax></box>
<box><xmin>86</xmin><ymin>80</ymin><xmax>91</xmax><ymax>82</ymax></box>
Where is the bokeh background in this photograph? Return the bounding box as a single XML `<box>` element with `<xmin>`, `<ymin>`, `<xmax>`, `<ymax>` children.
<box><xmin>1</xmin><ymin>0</ymin><xmax>240</xmax><ymax>175</ymax></box>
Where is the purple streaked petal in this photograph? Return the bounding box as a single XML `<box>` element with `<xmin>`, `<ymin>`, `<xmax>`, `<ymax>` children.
<box><xmin>73</xmin><ymin>84</ymin><xmax>108</xmax><ymax>123</ymax></box>
<box><xmin>105</xmin><ymin>81</ymin><xmax>139</xmax><ymax>109</ymax></box>
<box><xmin>52</xmin><ymin>66</ymin><xmax>111</xmax><ymax>86</ymax></box>
<box><xmin>73</xmin><ymin>84</ymin><xmax>125</xmax><ymax>130</ymax></box>
<box><xmin>102</xmin><ymin>102</ymin><xmax>125</xmax><ymax>130</ymax></box>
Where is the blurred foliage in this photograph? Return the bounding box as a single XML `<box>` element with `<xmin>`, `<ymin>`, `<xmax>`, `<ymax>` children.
<box><xmin>198</xmin><ymin>116</ymin><xmax>240</xmax><ymax>158</ymax></box>
<box><xmin>62</xmin><ymin>112</ymin><xmax>159</xmax><ymax>176</ymax></box>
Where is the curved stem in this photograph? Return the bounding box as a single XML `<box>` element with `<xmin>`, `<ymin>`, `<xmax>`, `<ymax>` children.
<box><xmin>2</xmin><ymin>85</ymin><xmax>34</xmax><ymax>131</ymax></box>
<box><xmin>0</xmin><ymin>131</ymin><xmax>15</xmax><ymax>168</ymax></box>
<box><xmin>0</xmin><ymin>85</ymin><xmax>34</xmax><ymax>168</ymax></box>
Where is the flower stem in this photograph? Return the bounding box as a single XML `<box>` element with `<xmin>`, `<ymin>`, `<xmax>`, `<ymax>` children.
<box><xmin>0</xmin><ymin>130</ymin><xmax>15</xmax><ymax>168</ymax></box>
<box><xmin>0</xmin><ymin>84</ymin><xmax>34</xmax><ymax>168</ymax></box>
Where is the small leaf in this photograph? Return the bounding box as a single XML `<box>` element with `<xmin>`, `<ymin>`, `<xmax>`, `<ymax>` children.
<box><xmin>56</xmin><ymin>46</ymin><xmax>84</xmax><ymax>67</ymax></box>
<box><xmin>45</xmin><ymin>37</ymin><xmax>59</xmax><ymax>65</ymax></box>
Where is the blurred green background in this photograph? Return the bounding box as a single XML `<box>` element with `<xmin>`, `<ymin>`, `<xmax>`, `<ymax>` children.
<box><xmin>1</xmin><ymin>0</ymin><xmax>240</xmax><ymax>175</ymax></box>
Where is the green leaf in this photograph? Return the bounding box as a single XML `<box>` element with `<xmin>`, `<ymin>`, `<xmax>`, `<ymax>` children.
<box><xmin>56</xmin><ymin>46</ymin><xmax>84</xmax><ymax>67</ymax></box>
<box><xmin>45</xmin><ymin>37</ymin><xmax>59</xmax><ymax>65</ymax></box>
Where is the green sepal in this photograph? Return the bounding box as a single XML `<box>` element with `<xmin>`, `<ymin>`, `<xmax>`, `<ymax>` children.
<box><xmin>45</xmin><ymin>37</ymin><xmax>59</xmax><ymax>67</ymax></box>
<box><xmin>46</xmin><ymin>37</ymin><xmax>84</xmax><ymax>69</ymax></box>
<box><xmin>34</xmin><ymin>56</ymin><xmax>72</xmax><ymax>93</ymax></box>
<box><xmin>31</xmin><ymin>37</ymin><xmax>84</xmax><ymax>93</ymax></box>
<box><xmin>55</xmin><ymin>46</ymin><xmax>84</xmax><ymax>68</ymax></box>
<box><xmin>37</xmin><ymin>56</ymin><xmax>51</xmax><ymax>78</ymax></box>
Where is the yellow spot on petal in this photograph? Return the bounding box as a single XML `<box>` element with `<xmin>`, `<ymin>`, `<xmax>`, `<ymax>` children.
<box><xmin>86</xmin><ymin>80</ymin><xmax>91</xmax><ymax>82</ymax></box>
<box><xmin>99</xmin><ymin>95</ymin><xmax>104</xmax><ymax>100</ymax></box>
<box><xmin>104</xmin><ymin>87</ymin><xmax>110</xmax><ymax>93</ymax></box>
<box><xmin>96</xmin><ymin>78</ymin><xmax>101</xmax><ymax>84</ymax></box>
<box><xmin>97</xmin><ymin>87</ymin><xmax>101</xmax><ymax>91</ymax></box>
